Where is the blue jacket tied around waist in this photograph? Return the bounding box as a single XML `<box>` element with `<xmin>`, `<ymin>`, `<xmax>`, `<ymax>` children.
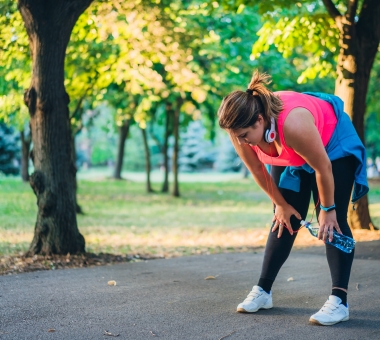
<box><xmin>278</xmin><ymin>92</ymin><xmax>369</xmax><ymax>203</ymax></box>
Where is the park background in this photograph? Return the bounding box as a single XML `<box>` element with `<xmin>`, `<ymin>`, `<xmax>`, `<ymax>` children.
<box><xmin>1</xmin><ymin>0</ymin><xmax>380</xmax><ymax>273</ymax></box>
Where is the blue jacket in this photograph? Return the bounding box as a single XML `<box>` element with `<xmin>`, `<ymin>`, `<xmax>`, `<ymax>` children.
<box><xmin>278</xmin><ymin>92</ymin><xmax>369</xmax><ymax>203</ymax></box>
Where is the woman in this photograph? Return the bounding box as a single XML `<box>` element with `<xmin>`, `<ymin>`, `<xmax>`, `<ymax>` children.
<box><xmin>218</xmin><ymin>71</ymin><xmax>368</xmax><ymax>326</ymax></box>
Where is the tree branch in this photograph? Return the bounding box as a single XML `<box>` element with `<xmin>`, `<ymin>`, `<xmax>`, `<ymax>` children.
<box><xmin>18</xmin><ymin>0</ymin><xmax>94</xmax><ymax>35</ymax></box>
<box><xmin>69</xmin><ymin>72</ymin><xmax>99</xmax><ymax>120</ymax></box>
<box><xmin>70</xmin><ymin>93</ymin><xmax>87</xmax><ymax>120</ymax></box>
<box><xmin>322</xmin><ymin>0</ymin><xmax>342</xmax><ymax>20</ymax></box>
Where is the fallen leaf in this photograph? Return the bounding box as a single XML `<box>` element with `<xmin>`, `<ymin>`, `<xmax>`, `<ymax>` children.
<box><xmin>150</xmin><ymin>330</ymin><xmax>157</xmax><ymax>336</ymax></box>
<box><xmin>287</xmin><ymin>277</ymin><xmax>294</xmax><ymax>282</ymax></box>
<box><xmin>219</xmin><ymin>330</ymin><xmax>236</xmax><ymax>340</ymax></box>
<box><xmin>108</xmin><ymin>280</ymin><xmax>117</xmax><ymax>286</ymax></box>
<box><xmin>205</xmin><ymin>276</ymin><xmax>216</xmax><ymax>280</ymax></box>
<box><xmin>356</xmin><ymin>283</ymin><xmax>360</xmax><ymax>290</ymax></box>
<box><xmin>47</xmin><ymin>329</ymin><xmax>55</xmax><ymax>332</ymax></box>
<box><xmin>104</xmin><ymin>330</ymin><xmax>120</xmax><ymax>337</ymax></box>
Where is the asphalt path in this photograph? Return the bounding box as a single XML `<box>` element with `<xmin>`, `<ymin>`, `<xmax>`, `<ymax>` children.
<box><xmin>1</xmin><ymin>242</ymin><xmax>379</xmax><ymax>340</ymax></box>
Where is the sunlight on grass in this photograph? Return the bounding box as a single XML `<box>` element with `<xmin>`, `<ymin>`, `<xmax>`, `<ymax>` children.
<box><xmin>369</xmin><ymin>202</ymin><xmax>380</xmax><ymax>217</ymax></box>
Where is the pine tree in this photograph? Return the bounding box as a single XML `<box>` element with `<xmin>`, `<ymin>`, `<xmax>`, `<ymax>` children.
<box><xmin>178</xmin><ymin>121</ymin><xmax>216</xmax><ymax>172</ymax></box>
<box><xmin>0</xmin><ymin>124</ymin><xmax>20</xmax><ymax>175</ymax></box>
<box><xmin>214</xmin><ymin>135</ymin><xmax>241</xmax><ymax>173</ymax></box>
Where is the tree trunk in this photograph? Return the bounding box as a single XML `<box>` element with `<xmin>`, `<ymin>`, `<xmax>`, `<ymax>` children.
<box><xmin>113</xmin><ymin>120</ymin><xmax>130</xmax><ymax>179</ymax></box>
<box><xmin>162</xmin><ymin>103</ymin><xmax>172</xmax><ymax>192</ymax></box>
<box><xmin>20</xmin><ymin>129</ymin><xmax>31</xmax><ymax>182</ymax></box>
<box><xmin>19</xmin><ymin>0</ymin><xmax>93</xmax><ymax>255</ymax></box>
<box><xmin>141</xmin><ymin>126</ymin><xmax>153</xmax><ymax>193</ymax></box>
<box><xmin>172</xmin><ymin>98</ymin><xmax>182</xmax><ymax>197</ymax></box>
<box><xmin>333</xmin><ymin>7</ymin><xmax>380</xmax><ymax>230</ymax></box>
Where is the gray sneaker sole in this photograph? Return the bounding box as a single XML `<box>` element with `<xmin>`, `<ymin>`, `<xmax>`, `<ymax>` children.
<box><xmin>237</xmin><ymin>303</ymin><xmax>273</xmax><ymax>313</ymax></box>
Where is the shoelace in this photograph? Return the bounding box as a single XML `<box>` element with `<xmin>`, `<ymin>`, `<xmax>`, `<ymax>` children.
<box><xmin>320</xmin><ymin>301</ymin><xmax>339</xmax><ymax>315</ymax></box>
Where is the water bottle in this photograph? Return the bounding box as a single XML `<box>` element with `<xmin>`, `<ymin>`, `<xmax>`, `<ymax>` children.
<box><xmin>300</xmin><ymin>220</ymin><xmax>356</xmax><ymax>253</ymax></box>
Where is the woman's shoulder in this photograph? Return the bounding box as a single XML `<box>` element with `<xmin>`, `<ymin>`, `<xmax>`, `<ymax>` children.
<box><xmin>275</xmin><ymin>91</ymin><xmax>322</xmax><ymax>118</ymax></box>
<box><xmin>275</xmin><ymin>91</ymin><xmax>310</xmax><ymax>123</ymax></box>
<box><xmin>274</xmin><ymin>91</ymin><xmax>307</xmax><ymax>101</ymax></box>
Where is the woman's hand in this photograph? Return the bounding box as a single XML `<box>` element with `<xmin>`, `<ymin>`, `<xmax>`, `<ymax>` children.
<box><xmin>272</xmin><ymin>203</ymin><xmax>302</xmax><ymax>238</ymax></box>
<box><xmin>318</xmin><ymin>210</ymin><xmax>342</xmax><ymax>242</ymax></box>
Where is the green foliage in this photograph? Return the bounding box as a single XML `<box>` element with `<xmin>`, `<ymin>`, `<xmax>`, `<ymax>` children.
<box><xmin>66</xmin><ymin>6</ymin><xmax>116</xmax><ymax>132</ymax></box>
<box><xmin>252</xmin><ymin>13</ymin><xmax>338</xmax><ymax>83</ymax></box>
<box><xmin>77</xmin><ymin>1</ymin><xmax>337</xmax><ymax>169</ymax></box>
<box><xmin>0</xmin><ymin>1</ymin><xmax>30</xmax><ymax>129</ymax></box>
<box><xmin>0</xmin><ymin>0</ymin><xmax>349</xmax><ymax>172</ymax></box>
<box><xmin>365</xmin><ymin>53</ymin><xmax>380</xmax><ymax>159</ymax></box>
<box><xmin>216</xmin><ymin>1</ymin><xmax>369</xmax><ymax>84</ymax></box>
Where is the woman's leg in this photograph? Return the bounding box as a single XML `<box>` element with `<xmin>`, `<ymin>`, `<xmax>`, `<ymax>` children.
<box><xmin>258</xmin><ymin>166</ymin><xmax>312</xmax><ymax>293</ymax></box>
<box><xmin>311</xmin><ymin>156</ymin><xmax>356</xmax><ymax>305</ymax></box>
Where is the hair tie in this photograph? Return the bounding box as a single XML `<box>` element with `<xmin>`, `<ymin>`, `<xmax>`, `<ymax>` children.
<box><xmin>246</xmin><ymin>89</ymin><xmax>258</xmax><ymax>96</ymax></box>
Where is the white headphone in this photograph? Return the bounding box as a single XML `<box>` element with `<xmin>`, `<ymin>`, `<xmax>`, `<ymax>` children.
<box><xmin>264</xmin><ymin>117</ymin><xmax>276</xmax><ymax>143</ymax></box>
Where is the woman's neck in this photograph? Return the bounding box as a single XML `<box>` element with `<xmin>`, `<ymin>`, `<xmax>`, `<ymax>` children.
<box><xmin>257</xmin><ymin>135</ymin><xmax>282</xmax><ymax>157</ymax></box>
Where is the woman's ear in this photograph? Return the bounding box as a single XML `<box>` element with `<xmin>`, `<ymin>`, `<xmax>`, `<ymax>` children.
<box><xmin>255</xmin><ymin>114</ymin><xmax>265</xmax><ymax>127</ymax></box>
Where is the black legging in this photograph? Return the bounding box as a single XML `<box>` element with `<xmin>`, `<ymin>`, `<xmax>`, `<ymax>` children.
<box><xmin>258</xmin><ymin>156</ymin><xmax>356</xmax><ymax>291</ymax></box>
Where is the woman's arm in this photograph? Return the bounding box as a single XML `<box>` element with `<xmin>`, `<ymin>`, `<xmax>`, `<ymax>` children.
<box><xmin>283</xmin><ymin>107</ymin><xmax>343</xmax><ymax>241</ymax></box>
<box><xmin>228</xmin><ymin>134</ymin><xmax>301</xmax><ymax>236</ymax></box>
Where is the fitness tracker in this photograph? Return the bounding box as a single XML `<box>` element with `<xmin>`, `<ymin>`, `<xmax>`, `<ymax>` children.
<box><xmin>320</xmin><ymin>204</ymin><xmax>336</xmax><ymax>212</ymax></box>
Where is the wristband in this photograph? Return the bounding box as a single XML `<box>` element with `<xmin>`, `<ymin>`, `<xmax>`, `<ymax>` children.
<box><xmin>320</xmin><ymin>203</ymin><xmax>336</xmax><ymax>212</ymax></box>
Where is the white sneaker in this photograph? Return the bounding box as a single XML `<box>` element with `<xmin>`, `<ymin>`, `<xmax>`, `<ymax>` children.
<box><xmin>309</xmin><ymin>295</ymin><xmax>349</xmax><ymax>326</ymax></box>
<box><xmin>237</xmin><ymin>285</ymin><xmax>273</xmax><ymax>313</ymax></box>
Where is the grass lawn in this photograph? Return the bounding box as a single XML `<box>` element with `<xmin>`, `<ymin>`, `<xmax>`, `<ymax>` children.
<box><xmin>1</xmin><ymin>171</ymin><xmax>380</xmax><ymax>258</ymax></box>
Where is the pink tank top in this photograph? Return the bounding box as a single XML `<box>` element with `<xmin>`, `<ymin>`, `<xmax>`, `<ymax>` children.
<box><xmin>251</xmin><ymin>91</ymin><xmax>337</xmax><ymax>166</ymax></box>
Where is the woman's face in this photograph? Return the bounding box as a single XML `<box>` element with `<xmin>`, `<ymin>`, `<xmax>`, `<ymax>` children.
<box><xmin>230</xmin><ymin>115</ymin><xmax>266</xmax><ymax>146</ymax></box>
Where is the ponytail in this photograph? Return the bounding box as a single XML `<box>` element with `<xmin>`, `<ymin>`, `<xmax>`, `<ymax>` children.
<box><xmin>218</xmin><ymin>70</ymin><xmax>283</xmax><ymax>130</ymax></box>
<box><xmin>247</xmin><ymin>70</ymin><xmax>283</xmax><ymax>122</ymax></box>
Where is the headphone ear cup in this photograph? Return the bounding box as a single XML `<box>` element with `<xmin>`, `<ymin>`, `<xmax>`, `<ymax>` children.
<box><xmin>265</xmin><ymin>128</ymin><xmax>276</xmax><ymax>143</ymax></box>
<box><xmin>265</xmin><ymin>118</ymin><xmax>277</xmax><ymax>143</ymax></box>
<box><xmin>264</xmin><ymin>129</ymin><xmax>270</xmax><ymax>143</ymax></box>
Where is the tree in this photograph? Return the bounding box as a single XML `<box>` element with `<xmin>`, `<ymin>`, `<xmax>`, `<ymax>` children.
<box><xmin>19</xmin><ymin>124</ymin><xmax>31</xmax><ymax>181</ymax></box>
<box><xmin>322</xmin><ymin>0</ymin><xmax>380</xmax><ymax>230</ymax></box>
<box><xmin>141</xmin><ymin>126</ymin><xmax>153</xmax><ymax>192</ymax></box>
<box><xmin>17</xmin><ymin>0</ymin><xmax>94</xmax><ymax>255</ymax></box>
<box><xmin>214</xmin><ymin>135</ymin><xmax>241</xmax><ymax>173</ymax></box>
<box><xmin>114</xmin><ymin>120</ymin><xmax>131</xmax><ymax>179</ymax></box>
<box><xmin>223</xmin><ymin>0</ymin><xmax>380</xmax><ymax>230</ymax></box>
<box><xmin>161</xmin><ymin>102</ymin><xmax>173</xmax><ymax>192</ymax></box>
<box><xmin>0</xmin><ymin>123</ymin><xmax>19</xmax><ymax>175</ymax></box>
<box><xmin>178</xmin><ymin>120</ymin><xmax>216</xmax><ymax>172</ymax></box>
<box><xmin>0</xmin><ymin>3</ymin><xmax>31</xmax><ymax>181</ymax></box>
<box><xmin>365</xmin><ymin>54</ymin><xmax>380</xmax><ymax>163</ymax></box>
<box><xmin>97</xmin><ymin>1</ymin><xmax>208</xmax><ymax>195</ymax></box>
<box><xmin>0</xmin><ymin>88</ymin><xmax>31</xmax><ymax>181</ymax></box>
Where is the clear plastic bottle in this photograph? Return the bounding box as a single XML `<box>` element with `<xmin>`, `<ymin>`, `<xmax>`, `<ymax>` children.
<box><xmin>300</xmin><ymin>220</ymin><xmax>356</xmax><ymax>253</ymax></box>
